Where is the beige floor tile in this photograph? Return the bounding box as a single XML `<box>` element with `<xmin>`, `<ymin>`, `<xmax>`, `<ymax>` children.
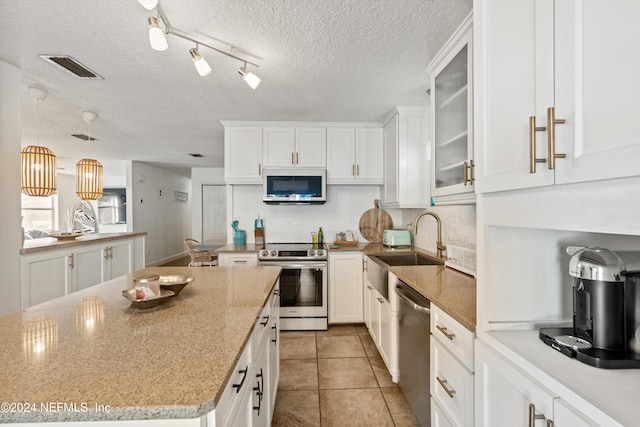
<box><xmin>381</xmin><ymin>387</ymin><xmax>420</xmax><ymax>426</ymax></box>
<box><xmin>318</xmin><ymin>358</ymin><xmax>378</xmax><ymax>389</ymax></box>
<box><xmin>317</xmin><ymin>335</ymin><xmax>366</xmax><ymax>358</ymax></box>
<box><xmin>279</xmin><ymin>359</ymin><xmax>318</xmax><ymax>391</ymax></box>
<box><xmin>369</xmin><ymin>355</ymin><xmax>398</xmax><ymax>388</ymax></box>
<box><xmin>272</xmin><ymin>390</ymin><xmax>321</xmax><ymax>427</ymax></box>
<box><xmin>359</xmin><ymin>333</ymin><xmax>381</xmax><ymax>358</ymax></box>
<box><xmin>280</xmin><ymin>330</ymin><xmax>316</xmax><ymax>338</ymax></box>
<box><xmin>319</xmin><ymin>388</ymin><xmax>395</xmax><ymax>427</ymax></box>
<box><xmin>316</xmin><ymin>324</ymin><xmax>359</xmax><ymax>336</ymax></box>
<box><xmin>280</xmin><ymin>336</ymin><xmax>317</xmax><ymax>360</ymax></box>
<box><xmin>355</xmin><ymin>324</ymin><xmax>369</xmax><ymax>336</ymax></box>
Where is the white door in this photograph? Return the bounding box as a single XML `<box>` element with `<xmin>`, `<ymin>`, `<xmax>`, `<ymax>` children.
<box><xmin>355</xmin><ymin>128</ymin><xmax>384</xmax><ymax>182</ymax></box>
<box><xmin>326</xmin><ymin>128</ymin><xmax>356</xmax><ymax>181</ymax></box>
<box><xmin>554</xmin><ymin>0</ymin><xmax>640</xmax><ymax>185</ymax></box>
<box><xmin>202</xmin><ymin>185</ymin><xmax>226</xmax><ymax>243</ymax></box>
<box><xmin>108</xmin><ymin>240</ymin><xmax>133</xmax><ymax>280</ymax></box>
<box><xmin>263</xmin><ymin>127</ymin><xmax>295</xmax><ymax>167</ymax></box>
<box><xmin>474</xmin><ymin>0</ymin><xmax>555</xmax><ymax>193</ymax></box>
<box><xmin>73</xmin><ymin>244</ymin><xmax>105</xmax><ymax>291</ymax></box>
<box><xmin>295</xmin><ymin>127</ymin><xmax>327</xmax><ymax>167</ymax></box>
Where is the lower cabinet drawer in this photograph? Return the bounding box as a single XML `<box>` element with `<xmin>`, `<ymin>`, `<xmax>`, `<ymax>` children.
<box><xmin>432</xmin><ymin>397</ymin><xmax>456</xmax><ymax>427</ymax></box>
<box><xmin>431</xmin><ymin>304</ymin><xmax>475</xmax><ymax>372</ymax></box>
<box><xmin>430</xmin><ymin>338</ymin><xmax>474</xmax><ymax>427</ymax></box>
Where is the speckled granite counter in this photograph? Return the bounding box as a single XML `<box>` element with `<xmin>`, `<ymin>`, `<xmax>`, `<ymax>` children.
<box><xmin>20</xmin><ymin>232</ymin><xmax>147</xmax><ymax>254</ymax></box>
<box><xmin>390</xmin><ymin>265</ymin><xmax>476</xmax><ymax>331</ymax></box>
<box><xmin>0</xmin><ymin>266</ymin><xmax>281</xmax><ymax>423</ymax></box>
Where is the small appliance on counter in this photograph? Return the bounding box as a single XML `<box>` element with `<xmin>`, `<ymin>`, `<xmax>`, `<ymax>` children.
<box><xmin>254</xmin><ymin>215</ymin><xmax>264</xmax><ymax>248</ymax></box>
<box><xmin>382</xmin><ymin>229</ymin><xmax>412</xmax><ymax>248</ymax></box>
<box><xmin>231</xmin><ymin>220</ymin><xmax>246</xmax><ymax>245</ymax></box>
<box><xmin>539</xmin><ymin>246</ymin><xmax>640</xmax><ymax>368</ymax></box>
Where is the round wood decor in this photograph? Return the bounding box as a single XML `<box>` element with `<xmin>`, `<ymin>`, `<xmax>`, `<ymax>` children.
<box><xmin>358</xmin><ymin>199</ymin><xmax>393</xmax><ymax>243</ymax></box>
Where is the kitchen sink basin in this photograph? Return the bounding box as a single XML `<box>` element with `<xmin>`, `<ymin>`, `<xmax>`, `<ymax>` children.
<box><xmin>371</xmin><ymin>253</ymin><xmax>443</xmax><ymax>267</ymax></box>
<box><xmin>366</xmin><ymin>253</ymin><xmax>443</xmax><ymax>300</ymax></box>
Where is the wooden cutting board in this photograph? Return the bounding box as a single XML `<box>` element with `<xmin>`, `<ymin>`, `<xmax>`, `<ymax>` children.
<box><xmin>358</xmin><ymin>200</ymin><xmax>393</xmax><ymax>243</ymax></box>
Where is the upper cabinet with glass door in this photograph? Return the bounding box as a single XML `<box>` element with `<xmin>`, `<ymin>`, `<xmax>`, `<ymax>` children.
<box><xmin>427</xmin><ymin>13</ymin><xmax>474</xmax><ymax>202</ymax></box>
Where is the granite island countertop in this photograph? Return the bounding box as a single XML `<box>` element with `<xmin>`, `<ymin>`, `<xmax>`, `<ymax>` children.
<box><xmin>0</xmin><ymin>266</ymin><xmax>281</xmax><ymax>424</ymax></box>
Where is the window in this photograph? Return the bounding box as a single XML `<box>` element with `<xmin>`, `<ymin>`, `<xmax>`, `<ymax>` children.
<box><xmin>21</xmin><ymin>193</ymin><xmax>56</xmax><ymax>233</ymax></box>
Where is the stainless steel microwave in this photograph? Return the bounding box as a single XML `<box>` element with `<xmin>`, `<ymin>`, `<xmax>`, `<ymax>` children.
<box><xmin>263</xmin><ymin>168</ymin><xmax>327</xmax><ymax>204</ymax></box>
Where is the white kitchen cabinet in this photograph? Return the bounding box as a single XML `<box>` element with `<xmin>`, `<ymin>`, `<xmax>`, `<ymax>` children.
<box><xmin>327</xmin><ymin>127</ymin><xmax>384</xmax><ymax>184</ymax></box>
<box><xmin>432</xmin><ymin>398</ymin><xmax>456</xmax><ymax>427</ymax></box>
<box><xmin>263</xmin><ymin>126</ymin><xmax>326</xmax><ymax>168</ymax></box>
<box><xmin>223</xmin><ymin>125</ymin><xmax>263</xmax><ymax>183</ymax></box>
<box><xmin>365</xmin><ymin>268</ymin><xmax>398</xmax><ymax>380</ymax></box>
<box><xmin>431</xmin><ymin>304</ymin><xmax>475</xmax><ymax>427</ymax></box>
<box><xmin>363</xmin><ymin>277</ymin><xmax>372</xmax><ymax>329</ymax></box>
<box><xmin>72</xmin><ymin>243</ymin><xmax>105</xmax><ymax>291</ymax></box>
<box><xmin>475</xmin><ymin>340</ymin><xmax>555</xmax><ymax>427</ymax></box>
<box><xmin>268</xmin><ymin>291</ymin><xmax>280</xmax><ymax>420</ymax></box>
<box><xmin>20</xmin><ymin>248</ymin><xmax>71</xmax><ymax>308</ymax></box>
<box><xmin>553</xmin><ymin>398</ymin><xmax>599</xmax><ymax>427</ymax></box>
<box><xmin>252</xmin><ymin>324</ymin><xmax>270</xmax><ymax>427</ymax></box>
<box><xmin>428</xmin><ymin>14</ymin><xmax>474</xmax><ymax>201</ymax></box>
<box><xmin>20</xmin><ymin>236</ymin><xmax>143</xmax><ymax>308</ymax></box>
<box><xmin>382</xmin><ymin>107</ymin><xmax>429</xmax><ymax>208</ymax></box>
<box><xmin>474</xmin><ymin>0</ymin><xmax>640</xmax><ymax>194</ymax></box>
<box><xmin>328</xmin><ymin>252</ymin><xmax>363</xmax><ymax>324</ymax></box>
<box><xmin>218</xmin><ymin>253</ymin><xmax>258</xmax><ymax>267</ymax></box>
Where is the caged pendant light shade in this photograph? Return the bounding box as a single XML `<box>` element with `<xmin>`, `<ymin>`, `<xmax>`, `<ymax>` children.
<box><xmin>21</xmin><ymin>86</ymin><xmax>57</xmax><ymax>197</ymax></box>
<box><xmin>76</xmin><ymin>111</ymin><xmax>103</xmax><ymax>200</ymax></box>
<box><xmin>76</xmin><ymin>159</ymin><xmax>103</xmax><ymax>200</ymax></box>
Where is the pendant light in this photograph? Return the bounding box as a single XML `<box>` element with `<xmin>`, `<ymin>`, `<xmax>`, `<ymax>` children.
<box><xmin>21</xmin><ymin>87</ymin><xmax>57</xmax><ymax>197</ymax></box>
<box><xmin>148</xmin><ymin>16</ymin><xmax>168</xmax><ymax>51</ymax></box>
<box><xmin>75</xmin><ymin>111</ymin><xmax>103</xmax><ymax>200</ymax></box>
<box><xmin>189</xmin><ymin>45</ymin><xmax>212</xmax><ymax>77</ymax></box>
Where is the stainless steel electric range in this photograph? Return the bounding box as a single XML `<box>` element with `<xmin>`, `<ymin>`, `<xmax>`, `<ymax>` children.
<box><xmin>258</xmin><ymin>243</ymin><xmax>328</xmax><ymax>331</ymax></box>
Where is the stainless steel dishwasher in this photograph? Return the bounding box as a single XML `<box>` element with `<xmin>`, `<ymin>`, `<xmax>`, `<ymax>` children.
<box><xmin>396</xmin><ymin>279</ymin><xmax>431</xmax><ymax>427</ymax></box>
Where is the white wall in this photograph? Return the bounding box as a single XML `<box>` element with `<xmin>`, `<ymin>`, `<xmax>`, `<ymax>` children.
<box><xmin>191</xmin><ymin>167</ymin><xmax>225</xmax><ymax>242</ymax></box>
<box><xmin>228</xmin><ymin>185</ymin><xmax>403</xmax><ymax>244</ymax></box>
<box><xmin>130</xmin><ymin>161</ymin><xmax>191</xmax><ymax>265</ymax></box>
<box><xmin>0</xmin><ymin>60</ymin><xmax>22</xmax><ymax>316</ymax></box>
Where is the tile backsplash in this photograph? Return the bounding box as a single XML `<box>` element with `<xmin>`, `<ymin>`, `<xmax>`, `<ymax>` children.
<box><xmin>403</xmin><ymin>204</ymin><xmax>476</xmax><ymax>255</ymax></box>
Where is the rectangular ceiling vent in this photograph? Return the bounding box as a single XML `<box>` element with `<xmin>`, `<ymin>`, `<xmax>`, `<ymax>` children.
<box><xmin>40</xmin><ymin>55</ymin><xmax>103</xmax><ymax>79</ymax></box>
<box><xmin>70</xmin><ymin>134</ymin><xmax>98</xmax><ymax>141</ymax></box>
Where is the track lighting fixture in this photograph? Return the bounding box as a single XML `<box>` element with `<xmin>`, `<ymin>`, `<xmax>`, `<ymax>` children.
<box><xmin>138</xmin><ymin>1</ymin><xmax>261</xmax><ymax>86</ymax></box>
<box><xmin>189</xmin><ymin>46</ymin><xmax>212</xmax><ymax>77</ymax></box>
<box><xmin>137</xmin><ymin>0</ymin><xmax>158</xmax><ymax>10</ymax></box>
<box><xmin>148</xmin><ymin>16</ymin><xmax>168</xmax><ymax>51</ymax></box>
<box><xmin>238</xmin><ymin>63</ymin><xmax>261</xmax><ymax>89</ymax></box>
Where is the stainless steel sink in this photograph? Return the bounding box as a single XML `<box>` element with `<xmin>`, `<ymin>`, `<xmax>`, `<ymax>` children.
<box><xmin>371</xmin><ymin>253</ymin><xmax>443</xmax><ymax>267</ymax></box>
<box><xmin>366</xmin><ymin>253</ymin><xmax>443</xmax><ymax>299</ymax></box>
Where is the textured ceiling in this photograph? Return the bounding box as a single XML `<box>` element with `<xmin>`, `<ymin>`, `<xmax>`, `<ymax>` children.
<box><xmin>0</xmin><ymin>0</ymin><xmax>472</xmax><ymax>175</ymax></box>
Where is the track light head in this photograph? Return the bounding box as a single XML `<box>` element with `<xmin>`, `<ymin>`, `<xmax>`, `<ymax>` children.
<box><xmin>137</xmin><ymin>0</ymin><xmax>158</xmax><ymax>10</ymax></box>
<box><xmin>189</xmin><ymin>47</ymin><xmax>212</xmax><ymax>77</ymax></box>
<box><xmin>238</xmin><ymin>65</ymin><xmax>261</xmax><ymax>89</ymax></box>
<box><xmin>148</xmin><ymin>16</ymin><xmax>168</xmax><ymax>51</ymax></box>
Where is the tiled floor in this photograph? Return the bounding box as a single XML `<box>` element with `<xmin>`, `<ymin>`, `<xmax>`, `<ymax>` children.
<box><xmin>272</xmin><ymin>324</ymin><xmax>419</xmax><ymax>427</ymax></box>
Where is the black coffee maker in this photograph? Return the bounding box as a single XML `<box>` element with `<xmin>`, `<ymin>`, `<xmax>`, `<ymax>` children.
<box><xmin>540</xmin><ymin>246</ymin><xmax>640</xmax><ymax>368</ymax></box>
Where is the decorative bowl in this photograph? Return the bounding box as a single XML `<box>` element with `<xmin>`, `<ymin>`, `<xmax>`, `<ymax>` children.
<box><xmin>122</xmin><ymin>288</ymin><xmax>174</xmax><ymax>309</ymax></box>
<box><xmin>158</xmin><ymin>275</ymin><xmax>194</xmax><ymax>296</ymax></box>
<box><xmin>49</xmin><ymin>232</ymin><xmax>83</xmax><ymax>240</ymax></box>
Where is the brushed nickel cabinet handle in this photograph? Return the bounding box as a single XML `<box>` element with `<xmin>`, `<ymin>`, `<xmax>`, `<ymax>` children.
<box><xmin>529</xmin><ymin>116</ymin><xmax>547</xmax><ymax>173</ymax></box>
<box><xmin>258</xmin><ymin>163</ymin><xmax>261</xmax><ymax>176</ymax></box>
<box><xmin>528</xmin><ymin>404</ymin><xmax>546</xmax><ymax>427</ymax></box>
<box><xmin>296</xmin><ymin>152</ymin><xmax>299</xmax><ymax>164</ymax></box>
<box><xmin>69</xmin><ymin>253</ymin><xmax>75</xmax><ymax>269</ymax></box>
<box><xmin>357</xmin><ymin>164</ymin><xmax>360</xmax><ymax>176</ymax></box>
<box><xmin>547</xmin><ymin>107</ymin><xmax>566</xmax><ymax>169</ymax></box>
<box><xmin>291</xmin><ymin>152</ymin><xmax>295</xmax><ymax>165</ymax></box>
<box><xmin>547</xmin><ymin>420</ymin><xmax>554</xmax><ymax>427</ymax></box>
<box><xmin>436</xmin><ymin>325</ymin><xmax>455</xmax><ymax>340</ymax></box>
<box><xmin>463</xmin><ymin>160</ymin><xmax>468</xmax><ymax>185</ymax></box>
<box><xmin>436</xmin><ymin>376</ymin><xmax>455</xmax><ymax>398</ymax></box>
<box><xmin>352</xmin><ymin>164</ymin><xmax>356</xmax><ymax>176</ymax></box>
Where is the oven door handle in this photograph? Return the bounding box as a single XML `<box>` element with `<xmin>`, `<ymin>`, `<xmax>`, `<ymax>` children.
<box><xmin>259</xmin><ymin>262</ymin><xmax>327</xmax><ymax>269</ymax></box>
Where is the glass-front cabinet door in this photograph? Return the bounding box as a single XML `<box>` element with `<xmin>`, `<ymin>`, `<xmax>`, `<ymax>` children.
<box><xmin>428</xmin><ymin>14</ymin><xmax>474</xmax><ymax>201</ymax></box>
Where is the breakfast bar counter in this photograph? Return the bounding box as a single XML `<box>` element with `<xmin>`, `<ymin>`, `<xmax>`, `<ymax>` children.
<box><xmin>0</xmin><ymin>266</ymin><xmax>281</xmax><ymax>424</ymax></box>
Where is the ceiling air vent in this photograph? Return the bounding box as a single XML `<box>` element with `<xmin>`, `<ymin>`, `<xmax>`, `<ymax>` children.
<box><xmin>39</xmin><ymin>55</ymin><xmax>103</xmax><ymax>79</ymax></box>
<box><xmin>70</xmin><ymin>134</ymin><xmax>98</xmax><ymax>141</ymax></box>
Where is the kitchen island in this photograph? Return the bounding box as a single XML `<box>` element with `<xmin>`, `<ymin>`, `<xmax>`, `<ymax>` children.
<box><xmin>0</xmin><ymin>266</ymin><xmax>281</xmax><ymax>425</ymax></box>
